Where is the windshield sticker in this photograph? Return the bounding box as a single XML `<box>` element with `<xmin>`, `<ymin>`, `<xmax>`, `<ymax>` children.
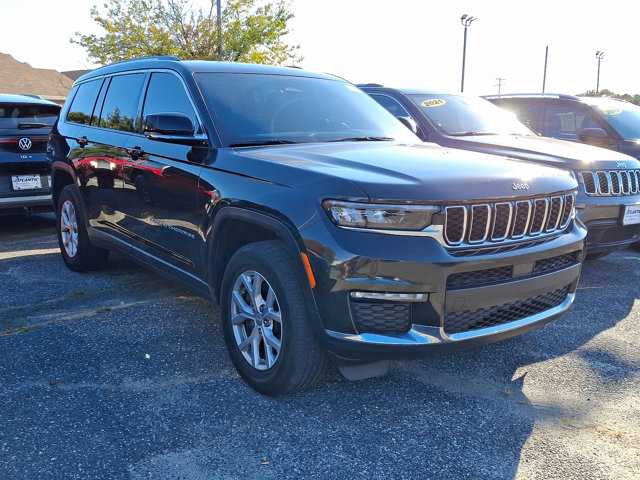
<box><xmin>421</xmin><ymin>99</ymin><xmax>446</xmax><ymax>108</ymax></box>
<box><xmin>601</xmin><ymin>108</ymin><xmax>622</xmax><ymax>115</ymax></box>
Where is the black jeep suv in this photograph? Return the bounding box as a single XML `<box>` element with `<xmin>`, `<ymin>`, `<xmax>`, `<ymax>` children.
<box><xmin>49</xmin><ymin>58</ymin><xmax>585</xmax><ymax>395</ymax></box>
<box><xmin>361</xmin><ymin>86</ymin><xmax>640</xmax><ymax>257</ymax></box>
<box><xmin>1</xmin><ymin>94</ymin><xmax>60</xmax><ymax>215</ymax></box>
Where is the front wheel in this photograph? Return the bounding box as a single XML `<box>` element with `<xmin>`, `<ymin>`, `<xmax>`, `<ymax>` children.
<box><xmin>220</xmin><ymin>241</ymin><xmax>329</xmax><ymax>395</ymax></box>
<box><xmin>56</xmin><ymin>184</ymin><xmax>109</xmax><ymax>272</ymax></box>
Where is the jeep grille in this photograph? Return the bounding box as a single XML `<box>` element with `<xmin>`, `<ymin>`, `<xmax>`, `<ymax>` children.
<box><xmin>580</xmin><ymin>170</ymin><xmax>640</xmax><ymax>196</ymax></box>
<box><xmin>444</xmin><ymin>193</ymin><xmax>574</xmax><ymax>247</ymax></box>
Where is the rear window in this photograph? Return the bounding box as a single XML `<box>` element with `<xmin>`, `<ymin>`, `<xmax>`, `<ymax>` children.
<box><xmin>0</xmin><ymin>103</ymin><xmax>60</xmax><ymax>130</ymax></box>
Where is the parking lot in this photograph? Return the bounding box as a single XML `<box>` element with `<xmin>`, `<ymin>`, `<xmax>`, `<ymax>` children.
<box><xmin>1</xmin><ymin>213</ymin><xmax>639</xmax><ymax>480</ymax></box>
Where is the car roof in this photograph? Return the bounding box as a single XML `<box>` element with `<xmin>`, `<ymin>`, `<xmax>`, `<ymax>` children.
<box><xmin>76</xmin><ymin>56</ymin><xmax>342</xmax><ymax>84</ymax></box>
<box><xmin>483</xmin><ymin>93</ymin><xmax>581</xmax><ymax>101</ymax></box>
<box><xmin>357</xmin><ymin>85</ymin><xmax>451</xmax><ymax>96</ymax></box>
<box><xmin>0</xmin><ymin>93</ymin><xmax>61</xmax><ymax>107</ymax></box>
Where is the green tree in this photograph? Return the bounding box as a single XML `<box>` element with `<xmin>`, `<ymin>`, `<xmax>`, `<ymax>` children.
<box><xmin>579</xmin><ymin>89</ymin><xmax>640</xmax><ymax>106</ymax></box>
<box><xmin>72</xmin><ymin>0</ymin><xmax>301</xmax><ymax>65</ymax></box>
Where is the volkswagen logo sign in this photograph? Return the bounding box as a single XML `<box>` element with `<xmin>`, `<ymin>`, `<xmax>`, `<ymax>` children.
<box><xmin>18</xmin><ymin>138</ymin><xmax>32</xmax><ymax>151</ymax></box>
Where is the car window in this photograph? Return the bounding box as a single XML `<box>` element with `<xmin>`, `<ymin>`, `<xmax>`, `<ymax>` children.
<box><xmin>98</xmin><ymin>73</ymin><xmax>146</xmax><ymax>132</ymax></box>
<box><xmin>194</xmin><ymin>72</ymin><xmax>418</xmax><ymax>146</ymax></box>
<box><xmin>66</xmin><ymin>79</ymin><xmax>103</xmax><ymax>125</ymax></box>
<box><xmin>505</xmin><ymin>101</ymin><xmax>543</xmax><ymax>134</ymax></box>
<box><xmin>0</xmin><ymin>103</ymin><xmax>59</xmax><ymax>129</ymax></box>
<box><xmin>545</xmin><ymin>104</ymin><xmax>599</xmax><ymax>140</ymax></box>
<box><xmin>408</xmin><ymin>94</ymin><xmax>532</xmax><ymax>136</ymax></box>
<box><xmin>369</xmin><ymin>94</ymin><xmax>411</xmax><ymax>118</ymax></box>
<box><xmin>587</xmin><ymin>98</ymin><xmax>640</xmax><ymax>140</ymax></box>
<box><xmin>142</xmin><ymin>72</ymin><xmax>200</xmax><ymax>133</ymax></box>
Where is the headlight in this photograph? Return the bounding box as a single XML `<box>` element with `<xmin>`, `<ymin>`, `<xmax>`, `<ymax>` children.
<box><xmin>323</xmin><ymin>200</ymin><xmax>439</xmax><ymax>231</ymax></box>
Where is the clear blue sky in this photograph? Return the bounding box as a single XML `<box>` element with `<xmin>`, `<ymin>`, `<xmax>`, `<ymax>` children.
<box><xmin>1</xmin><ymin>0</ymin><xmax>639</xmax><ymax>96</ymax></box>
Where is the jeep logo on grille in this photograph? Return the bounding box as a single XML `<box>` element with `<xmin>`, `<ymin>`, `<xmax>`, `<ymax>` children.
<box><xmin>616</xmin><ymin>162</ymin><xmax>627</xmax><ymax>168</ymax></box>
<box><xmin>18</xmin><ymin>138</ymin><xmax>32</xmax><ymax>151</ymax></box>
<box><xmin>512</xmin><ymin>182</ymin><xmax>530</xmax><ymax>191</ymax></box>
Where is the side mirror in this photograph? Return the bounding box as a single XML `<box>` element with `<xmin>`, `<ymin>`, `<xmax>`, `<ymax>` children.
<box><xmin>578</xmin><ymin>127</ymin><xmax>610</xmax><ymax>145</ymax></box>
<box><xmin>144</xmin><ymin>112</ymin><xmax>195</xmax><ymax>136</ymax></box>
<box><xmin>397</xmin><ymin>116</ymin><xmax>425</xmax><ymax>140</ymax></box>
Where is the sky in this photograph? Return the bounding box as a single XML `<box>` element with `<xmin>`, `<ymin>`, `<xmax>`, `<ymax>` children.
<box><xmin>1</xmin><ymin>0</ymin><xmax>639</xmax><ymax>96</ymax></box>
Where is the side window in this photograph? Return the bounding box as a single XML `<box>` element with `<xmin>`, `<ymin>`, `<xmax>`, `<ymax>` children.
<box><xmin>66</xmin><ymin>79</ymin><xmax>103</xmax><ymax>125</ymax></box>
<box><xmin>509</xmin><ymin>101</ymin><xmax>543</xmax><ymax>134</ymax></box>
<box><xmin>98</xmin><ymin>73</ymin><xmax>145</xmax><ymax>132</ymax></box>
<box><xmin>545</xmin><ymin>104</ymin><xmax>597</xmax><ymax>140</ymax></box>
<box><xmin>370</xmin><ymin>94</ymin><xmax>411</xmax><ymax>118</ymax></box>
<box><xmin>142</xmin><ymin>72</ymin><xmax>199</xmax><ymax>132</ymax></box>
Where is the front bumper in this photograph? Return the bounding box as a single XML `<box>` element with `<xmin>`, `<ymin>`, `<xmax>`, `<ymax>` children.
<box><xmin>577</xmin><ymin>198</ymin><xmax>640</xmax><ymax>253</ymax></box>
<box><xmin>303</xmin><ymin>217</ymin><xmax>586</xmax><ymax>362</ymax></box>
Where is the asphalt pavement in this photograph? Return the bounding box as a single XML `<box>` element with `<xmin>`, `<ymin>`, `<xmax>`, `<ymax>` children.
<box><xmin>1</xmin><ymin>213</ymin><xmax>639</xmax><ymax>480</ymax></box>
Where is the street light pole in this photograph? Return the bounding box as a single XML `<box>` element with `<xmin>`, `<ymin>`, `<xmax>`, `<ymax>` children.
<box><xmin>460</xmin><ymin>14</ymin><xmax>477</xmax><ymax>93</ymax></box>
<box><xmin>595</xmin><ymin>51</ymin><xmax>604</xmax><ymax>94</ymax></box>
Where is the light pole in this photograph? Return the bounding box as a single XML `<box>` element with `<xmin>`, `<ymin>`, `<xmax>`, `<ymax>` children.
<box><xmin>595</xmin><ymin>51</ymin><xmax>604</xmax><ymax>94</ymax></box>
<box><xmin>460</xmin><ymin>14</ymin><xmax>477</xmax><ymax>93</ymax></box>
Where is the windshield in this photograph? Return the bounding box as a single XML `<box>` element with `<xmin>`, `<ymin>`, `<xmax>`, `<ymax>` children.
<box><xmin>194</xmin><ymin>73</ymin><xmax>419</xmax><ymax>146</ymax></box>
<box><xmin>407</xmin><ymin>94</ymin><xmax>533</xmax><ymax>136</ymax></box>
<box><xmin>0</xmin><ymin>103</ymin><xmax>60</xmax><ymax>130</ymax></box>
<box><xmin>585</xmin><ymin>98</ymin><xmax>640</xmax><ymax>141</ymax></box>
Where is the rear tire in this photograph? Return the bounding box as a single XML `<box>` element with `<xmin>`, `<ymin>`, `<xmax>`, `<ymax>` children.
<box><xmin>220</xmin><ymin>241</ymin><xmax>329</xmax><ymax>395</ymax></box>
<box><xmin>56</xmin><ymin>184</ymin><xmax>109</xmax><ymax>272</ymax></box>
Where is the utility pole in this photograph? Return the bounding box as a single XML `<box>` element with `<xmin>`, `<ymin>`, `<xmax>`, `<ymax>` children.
<box><xmin>495</xmin><ymin>78</ymin><xmax>506</xmax><ymax>96</ymax></box>
<box><xmin>595</xmin><ymin>51</ymin><xmax>604</xmax><ymax>94</ymax></box>
<box><xmin>542</xmin><ymin>45</ymin><xmax>548</xmax><ymax>93</ymax></box>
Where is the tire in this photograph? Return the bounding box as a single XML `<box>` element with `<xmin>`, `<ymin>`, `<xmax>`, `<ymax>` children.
<box><xmin>585</xmin><ymin>251</ymin><xmax>610</xmax><ymax>261</ymax></box>
<box><xmin>56</xmin><ymin>184</ymin><xmax>109</xmax><ymax>272</ymax></box>
<box><xmin>220</xmin><ymin>240</ymin><xmax>329</xmax><ymax>395</ymax></box>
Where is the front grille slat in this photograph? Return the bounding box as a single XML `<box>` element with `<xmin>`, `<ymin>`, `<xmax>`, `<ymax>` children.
<box><xmin>443</xmin><ymin>193</ymin><xmax>575</xmax><ymax>248</ymax></box>
<box><xmin>582</xmin><ymin>169</ymin><xmax>640</xmax><ymax>196</ymax></box>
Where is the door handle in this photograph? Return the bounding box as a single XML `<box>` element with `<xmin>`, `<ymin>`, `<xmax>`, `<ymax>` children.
<box><xmin>127</xmin><ymin>146</ymin><xmax>145</xmax><ymax>159</ymax></box>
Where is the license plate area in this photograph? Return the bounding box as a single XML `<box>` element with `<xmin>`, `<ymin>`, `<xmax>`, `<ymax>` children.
<box><xmin>622</xmin><ymin>204</ymin><xmax>640</xmax><ymax>225</ymax></box>
<box><xmin>11</xmin><ymin>174</ymin><xmax>42</xmax><ymax>190</ymax></box>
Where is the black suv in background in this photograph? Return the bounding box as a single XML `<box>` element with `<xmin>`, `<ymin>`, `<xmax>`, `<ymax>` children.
<box><xmin>485</xmin><ymin>94</ymin><xmax>640</xmax><ymax>160</ymax></box>
<box><xmin>0</xmin><ymin>94</ymin><xmax>60</xmax><ymax>215</ymax></box>
<box><xmin>361</xmin><ymin>86</ymin><xmax>640</xmax><ymax>258</ymax></box>
<box><xmin>49</xmin><ymin>58</ymin><xmax>585</xmax><ymax>395</ymax></box>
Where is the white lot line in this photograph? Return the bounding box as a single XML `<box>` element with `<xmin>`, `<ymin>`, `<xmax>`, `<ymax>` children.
<box><xmin>0</xmin><ymin>247</ymin><xmax>59</xmax><ymax>260</ymax></box>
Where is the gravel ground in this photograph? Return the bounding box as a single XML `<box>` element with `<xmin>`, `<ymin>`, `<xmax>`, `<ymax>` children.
<box><xmin>1</xmin><ymin>213</ymin><xmax>639</xmax><ymax>480</ymax></box>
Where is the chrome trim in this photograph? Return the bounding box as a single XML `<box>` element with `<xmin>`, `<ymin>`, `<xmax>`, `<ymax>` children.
<box><xmin>491</xmin><ymin>202</ymin><xmax>512</xmax><ymax>241</ymax></box>
<box><xmin>581</xmin><ymin>169</ymin><xmax>640</xmax><ymax>196</ymax></box>
<box><xmin>0</xmin><ymin>194</ymin><xmax>52</xmax><ymax>205</ymax></box>
<box><xmin>324</xmin><ymin>293</ymin><xmax>574</xmax><ymax>346</ymax></box>
<box><xmin>468</xmin><ymin>204</ymin><xmax>490</xmax><ymax>244</ymax></box>
<box><xmin>530</xmin><ymin>198</ymin><xmax>549</xmax><ymax>235</ymax></box>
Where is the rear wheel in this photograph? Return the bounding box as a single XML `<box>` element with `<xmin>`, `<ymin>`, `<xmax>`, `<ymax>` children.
<box><xmin>220</xmin><ymin>241</ymin><xmax>329</xmax><ymax>395</ymax></box>
<box><xmin>56</xmin><ymin>184</ymin><xmax>109</xmax><ymax>271</ymax></box>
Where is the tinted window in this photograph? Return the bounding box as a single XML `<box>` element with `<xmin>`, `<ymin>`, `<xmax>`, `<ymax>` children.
<box><xmin>142</xmin><ymin>73</ymin><xmax>199</xmax><ymax>131</ymax></box>
<box><xmin>0</xmin><ymin>103</ymin><xmax>59</xmax><ymax>129</ymax></box>
<box><xmin>67</xmin><ymin>79</ymin><xmax>103</xmax><ymax>125</ymax></box>
<box><xmin>98</xmin><ymin>74</ymin><xmax>145</xmax><ymax>132</ymax></box>
<box><xmin>370</xmin><ymin>94</ymin><xmax>411</xmax><ymax>117</ymax></box>
<box><xmin>545</xmin><ymin>104</ymin><xmax>598</xmax><ymax>140</ymax></box>
<box><xmin>588</xmin><ymin>98</ymin><xmax>640</xmax><ymax>140</ymax></box>
<box><xmin>506</xmin><ymin>101</ymin><xmax>544</xmax><ymax>134</ymax></box>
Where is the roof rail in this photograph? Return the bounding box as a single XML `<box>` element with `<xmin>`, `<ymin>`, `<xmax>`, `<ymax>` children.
<box><xmin>483</xmin><ymin>93</ymin><xmax>580</xmax><ymax>101</ymax></box>
<box><xmin>106</xmin><ymin>55</ymin><xmax>181</xmax><ymax>67</ymax></box>
<box><xmin>356</xmin><ymin>83</ymin><xmax>384</xmax><ymax>87</ymax></box>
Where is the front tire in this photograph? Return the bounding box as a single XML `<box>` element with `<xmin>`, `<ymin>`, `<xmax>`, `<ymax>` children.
<box><xmin>56</xmin><ymin>184</ymin><xmax>109</xmax><ymax>272</ymax></box>
<box><xmin>220</xmin><ymin>241</ymin><xmax>329</xmax><ymax>395</ymax></box>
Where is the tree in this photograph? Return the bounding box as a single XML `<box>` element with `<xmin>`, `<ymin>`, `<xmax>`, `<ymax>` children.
<box><xmin>579</xmin><ymin>89</ymin><xmax>640</xmax><ymax>106</ymax></box>
<box><xmin>72</xmin><ymin>0</ymin><xmax>301</xmax><ymax>66</ymax></box>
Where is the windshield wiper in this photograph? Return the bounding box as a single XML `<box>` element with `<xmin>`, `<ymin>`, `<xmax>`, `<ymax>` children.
<box><xmin>328</xmin><ymin>136</ymin><xmax>394</xmax><ymax>142</ymax></box>
<box><xmin>449</xmin><ymin>131</ymin><xmax>498</xmax><ymax>137</ymax></box>
<box><xmin>229</xmin><ymin>139</ymin><xmax>300</xmax><ymax>147</ymax></box>
<box><xmin>18</xmin><ymin>122</ymin><xmax>47</xmax><ymax>129</ymax></box>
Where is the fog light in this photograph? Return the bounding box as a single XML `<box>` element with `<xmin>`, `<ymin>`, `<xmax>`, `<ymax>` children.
<box><xmin>350</xmin><ymin>291</ymin><xmax>427</xmax><ymax>302</ymax></box>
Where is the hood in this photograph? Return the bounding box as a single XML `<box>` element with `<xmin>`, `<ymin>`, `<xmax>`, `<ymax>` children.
<box><xmin>237</xmin><ymin>142</ymin><xmax>577</xmax><ymax>203</ymax></box>
<box><xmin>450</xmin><ymin>134</ymin><xmax>640</xmax><ymax>170</ymax></box>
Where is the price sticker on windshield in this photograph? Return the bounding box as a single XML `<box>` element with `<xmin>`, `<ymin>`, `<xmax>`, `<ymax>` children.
<box><xmin>622</xmin><ymin>204</ymin><xmax>640</xmax><ymax>225</ymax></box>
<box><xmin>421</xmin><ymin>99</ymin><xmax>446</xmax><ymax>108</ymax></box>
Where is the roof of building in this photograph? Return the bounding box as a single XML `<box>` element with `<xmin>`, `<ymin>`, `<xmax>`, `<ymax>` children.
<box><xmin>0</xmin><ymin>52</ymin><xmax>73</xmax><ymax>105</ymax></box>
